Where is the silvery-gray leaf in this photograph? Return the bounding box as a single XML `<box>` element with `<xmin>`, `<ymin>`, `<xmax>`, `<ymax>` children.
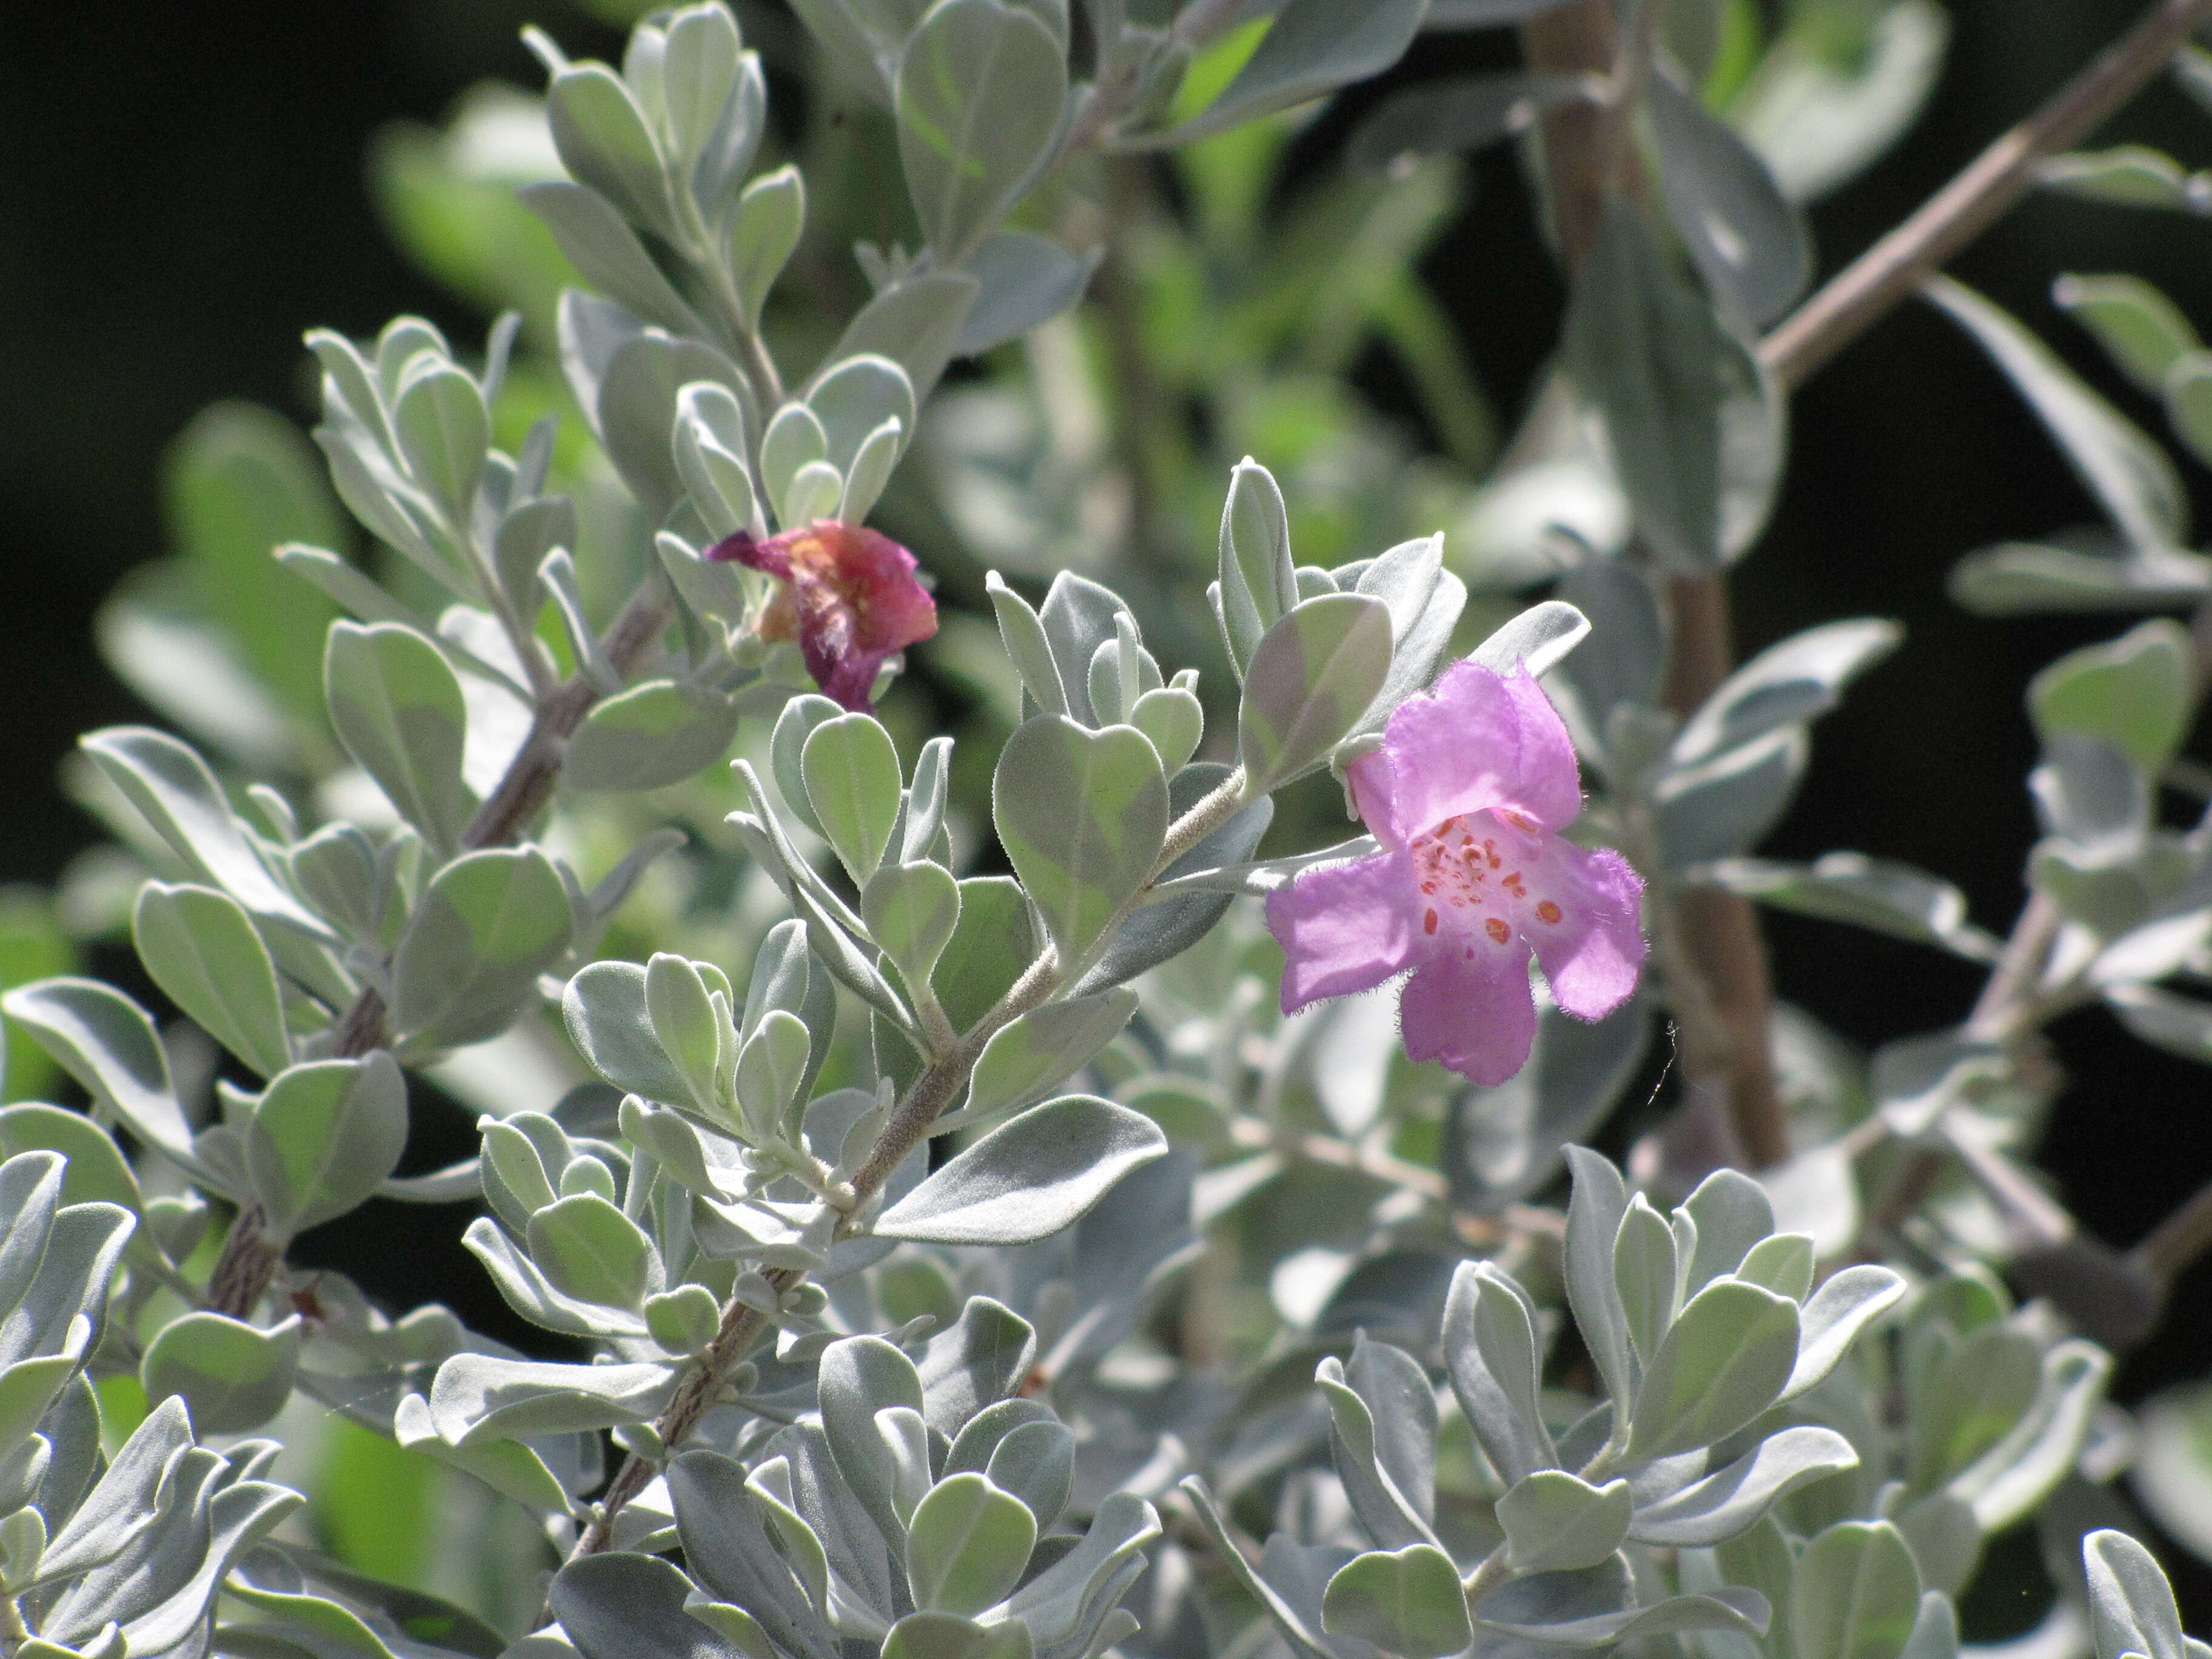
<box><xmin>1947</xmin><ymin>1340</ymin><xmax>2110</xmax><ymax>1533</ymax></box>
<box><xmin>1949</xmin><ymin>537</ymin><xmax>2212</xmax><ymax>615</ymax></box>
<box><xmin>1656</xmin><ymin>728</ymin><xmax>1808</xmax><ymax>868</ymax></box>
<box><xmin>1216</xmin><ymin>460</ymin><xmax>1296</xmax><ymax>677</ymax></box>
<box><xmin>816</xmin><ymin>272</ymin><xmax>982</xmax><ymax>406</ymax></box>
<box><xmin>30</xmin><ymin>1399</ymin><xmax>189</xmax><ymax>1590</ymax></box>
<box><xmin>2085</xmin><ymin>1528</ymin><xmax>2186</xmax><ymax>1659</ymax></box>
<box><xmin>957</xmin><ymin>232</ymin><xmax>1102</xmax><ymax>355</ymax></box>
<box><xmin>552</xmin><ymin>1550</ymin><xmax>762</xmax><ymax>1659</ymax></box>
<box><xmin>1552</xmin><ymin>560</ymin><xmax>1665</xmax><ymax>763</ymax></box>
<box><xmin>1472</xmin><ymin>598</ymin><xmax>1592</xmax><ymax>680</ymax></box>
<box><xmin>463</xmin><ymin>1216</ymin><xmax>652</xmax><ymax>1339</ymax></box>
<box><xmin>1072</xmin><ymin>764</ymin><xmax>1272</xmax><ymax>995</ymax></box>
<box><xmin>1783</xmin><ymin>1265</ymin><xmax>1907</xmax><ymax>1401</ymax></box>
<box><xmin>1791</xmin><ymin>1520</ymin><xmax>1922</xmax><ymax>1659</ymax></box>
<box><xmin>520</xmin><ymin>182</ymin><xmax>709</xmax><ymax>342</ymax></box>
<box><xmin>244</xmin><ymin>1053</ymin><xmax>409</xmax><ymax>1239</ymax></box>
<box><xmin>1320</xmin><ymin>1543</ymin><xmax>1473</xmax><ymax>1658</ymax></box>
<box><xmin>953</xmin><ymin>989</ymin><xmax>1138</xmax><ymax>1127</ymax></box>
<box><xmin>139</xmin><ymin>1312</ymin><xmax>303</xmax><ymax>1435</ymax></box>
<box><xmin>1671</xmin><ymin>618</ymin><xmax>1902</xmax><ymax>771</ymax></box>
<box><xmin>390</xmin><ymin>847</ymin><xmax>574</xmax><ymax>1056</ymax></box>
<box><xmin>1000</xmin><ymin>1490</ymin><xmax>1161</xmax><ymax>1655</ymax></box>
<box><xmin>1442</xmin><ymin>1259</ymin><xmax>1559</xmax><ymax>1485</ymax></box>
<box><xmin>130</xmin><ymin>883</ymin><xmax>292</xmax><ymax>1081</ymax></box>
<box><xmin>976</xmin><ymin>1419</ymin><xmax>1074</xmax><ymax>1536</ymax></box>
<box><xmin>1347</xmin><ymin>535</ymin><xmax>1467</xmax><ymax>739</ymax></box>
<box><xmin>1926</xmin><ymin>276</ymin><xmax>2186</xmax><ymax>552</ymax></box>
<box><xmin>1628</xmin><ymin>1425</ymin><xmax>1859</xmax><ymax>1546</ymax></box>
<box><xmin>1679</xmin><ymin>1167</ymin><xmax>1776</xmax><ymax>1293</ymax></box>
<box><xmin>665</xmin><ymin>1452</ymin><xmax>840</xmax><ymax>1659</ymax></box>
<box><xmin>1239</xmin><ymin>595</ymin><xmax>1394</xmax><ymax>794</ymax></box>
<box><xmin>1497</xmin><ymin>1470</ymin><xmax>1634</xmax><ymax>1572</ymax></box>
<box><xmin>1216</xmin><ymin>1522</ymin><xmax>1358</xmax><ymax>1659</ymax></box>
<box><xmin>916</xmin><ymin>1297</ymin><xmax>1036</xmax><ymax>1438</ymax></box>
<box><xmin>1037</xmin><ymin>572</ymin><xmax>1133</xmax><ymax>726</ymax></box>
<box><xmin>894</xmin><ymin>0</ymin><xmax>1067</xmax><ymax>263</ymax></box>
<box><xmin>877</xmin><ymin>1096</ymin><xmax>1165</xmax><ymax>1245</ymax></box>
<box><xmin>566</xmin><ymin>682</ymin><xmax>741</xmax><ymax>792</ymax></box>
<box><xmin>78</xmin><ymin>728</ymin><xmax>324</xmax><ymax>933</ymax></box>
<box><xmin>1562</xmin><ymin>1147</ymin><xmax>1636</xmax><ymax>1433</ymax></box>
<box><xmin>561</xmin><ymin>968</ymin><xmax>690</xmax><ymax>1110</ymax></box>
<box><xmin>427</xmin><ymin>1353</ymin><xmax>678</xmax><ymax>1444</ymax></box>
<box><xmin>1627</xmin><ymin>1278</ymin><xmax>1799</xmax><ymax>1463</ymax></box>
<box><xmin>2</xmin><ymin>1207</ymin><xmax>136</xmax><ymax>1441</ymax></box>
<box><xmin>1148</xmin><ymin>0</ymin><xmax>1424</xmax><ymax>147</ymax></box>
<box><xmin>1314</xmin><ymin>1347</ymin><xmax>1437</xmax><ymax>1551</ymax></box>
<box><xmin>598</xmin><ymin>329</ymin><xmax>756</xmax><ymax>525</ymax></box>
<box><xmin>1695</xmin><ymin>853</ymin><xmax>2003</xmax><ymax>962</ymax></box>
<box><xmin>1647</xmin><ymin>69</ymin><xmax>1811</xmax><ymax>332</ymax></box>
<box><xmin>817</xmin><ymin>1332</ymin><xmax>926</xmax><ymax>1547</ymax></box>
<box><xmin>1561</xmin><ymin>204</ymin><xmax>1744</xmax><ymax>573</ymax></box>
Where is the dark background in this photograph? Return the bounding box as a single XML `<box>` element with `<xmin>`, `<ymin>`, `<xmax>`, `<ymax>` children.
<box><xmin>4</xmin><ymin>0</ymin><xmax>2210</xmax><ymax>1615</ymax></box>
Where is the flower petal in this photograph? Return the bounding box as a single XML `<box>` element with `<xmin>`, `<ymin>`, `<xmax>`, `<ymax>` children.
<box><xmin>710</xmin><ymin>521</ymin><xmax>937</xmax><ymax>711</ymax></box>
<box><xmin>1523</xmin><ymin>841</ymin><xmax>1646</xmax><ymax>1022</ymax></box>
<box><xmin>1349</xmin><ymin>660</ymin><xmax>1583</xmax><ymax>847</ymax></box>
<box><xmin>1265</xmin><ymin>851</ymin><xmax>1430</xmax><ymax>1011</ymax></box>
<box><xmin>1398</xmin><ymin>939</ymin><xmax>1538</xmax><ymax>1085</ymax></box>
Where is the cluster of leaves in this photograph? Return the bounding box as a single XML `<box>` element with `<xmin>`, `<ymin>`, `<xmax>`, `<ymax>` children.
<box><xmin>5</xmin><ymin>1</ymin><xmax>2212</xmax><ymax>1658</ymax></box>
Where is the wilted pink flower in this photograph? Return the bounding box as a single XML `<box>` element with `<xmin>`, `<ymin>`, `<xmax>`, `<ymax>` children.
<box><xmin>709</xmin><ymin>521</ymin><xmax>937</xmax><ymax>711</ymax></box>
<box><xmin>1264</xmin><ymin>660</ymin><xmax>1646</xmax><ymax>1085</ymax></box>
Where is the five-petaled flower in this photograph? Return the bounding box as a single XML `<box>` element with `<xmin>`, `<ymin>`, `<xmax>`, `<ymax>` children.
<box><xmin>709</xmin><ymin>521</ymin><xmax>937</xmax><ymax>712</ymax></box>
<box><xmin>1264</xmin><ymin>659</ymin><xmax>1646</xmax><ymax>1085</ymax></box>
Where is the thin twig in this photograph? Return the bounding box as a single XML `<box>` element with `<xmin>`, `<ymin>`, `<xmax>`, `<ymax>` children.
<box><xmin>2134</xmin><ymin>1178</ymin><xmax>2212</xmax><ymax>1281</ymax></box>
<box><xmin>202</xmin><ymin>582</ymin><xmax>676</xmax><ymax>1319</ymax></box>
<box><xmin>1760</xmin><ymin>0</ymin><xmax>2212</xmax><ymax>387</ymax></box>
<box><xmin>564</xmin><ymin>776</ymin><xmax>1255</xmax><ymax>1566</ymax></box>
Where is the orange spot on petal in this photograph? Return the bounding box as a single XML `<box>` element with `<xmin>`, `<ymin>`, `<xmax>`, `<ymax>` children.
<box><xmin>1424</xmin><ymin>908</ymin><xmax>1439</xmax><ymax>935</ymax></box>
<box><xmin>1486</xmin><ymin>917</ymin><xmax>1510</xmax><ymax>944</ymax></box>
<box><xmin>1537</xmin><ymin>900</ymin><xmax>1563</xmax><ymax>924</ymax></box>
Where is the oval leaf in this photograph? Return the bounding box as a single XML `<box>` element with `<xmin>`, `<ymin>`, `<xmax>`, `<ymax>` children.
<box><xmin>1238</xmin><ymin>593</ymin><xmax>1394</xmax><ymax>793</ymax></box>
<box><xmin>875</xmin><ymin>1094</ymin><xmax>1167</xmax><ymax>1245</ymax></box>
<box><xmin>993</xmin><ymin>717</ymin><xmax>1168</xmax><ymax>962</ymax></box>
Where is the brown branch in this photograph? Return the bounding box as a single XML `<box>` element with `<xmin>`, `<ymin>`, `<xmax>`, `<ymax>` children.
<box><xmin>1527</xmin><ymin>0</ymin><xmax>2212</xmax><ymax>1170</ymax></box>
<box><xmin>1520</xmin><ymin>1</ymin><xmax>1791</xmax><ymax>1168</ymax></box>
<box><xmin>1660</xmin><ymin>575</ymin><xmax>1791</xmax><ymax>1169</ymax></box>
<box><xmin>1519</xmin><ymin>1</ymin><xmax>1631</xmax><ymax>269</ymax></box>
<box><xmin>202</xmin><ymin>583</ymin><xmax>676</xmax><ymax>1320</ymax></box>
<box><xmin>1760</xmin><ymin>0</ymin><xmax>2212</xmax><ymax>388</ymax></box>
<box><xmin>563</xmin><ymin>980</ymin><xmax>1035</xmax><ymax>1561</ymax></box>
<box><xmin>564</xmin><ymin>781</ymin><xmax>1252</xmax><ymax>1567</ymax></box>
<box><xmin>2134</xmin><ymin>1177</ymin><xmax>2212</xmax><ymax>1282</ymax></box>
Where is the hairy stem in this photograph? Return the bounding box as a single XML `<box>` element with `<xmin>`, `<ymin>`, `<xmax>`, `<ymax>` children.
<box><xmin>203</xmin><ymin>581</ymin><xmax>677</xmax><ymax>1319</ymax></box>
<box><xmin>565</xmin><ymin>773</ymin><xmax>1253</xmax><ymax>1565</ymax></box>
<box><xmin>1760</xmin><ymin>0</ymin><xmax>2212</xmax><ymax>388</ymax></box>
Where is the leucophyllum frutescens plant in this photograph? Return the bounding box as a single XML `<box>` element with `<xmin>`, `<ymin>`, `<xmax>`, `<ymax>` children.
<box><xmin>5</xmin><ymin>1</ymin><xmax>2212</xmax><ymax>1658</ymax></box>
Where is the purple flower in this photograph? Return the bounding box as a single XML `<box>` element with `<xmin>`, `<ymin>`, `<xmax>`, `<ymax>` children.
<box><xmin>1264</xmin><ymin>659</ymin><xmax>1646</xmax><ymax>1085</ymax></box>
<box><xmin>709</xmin><ymin>521</ymin><xmax>937</xmax><ymax>712</ymax></box>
